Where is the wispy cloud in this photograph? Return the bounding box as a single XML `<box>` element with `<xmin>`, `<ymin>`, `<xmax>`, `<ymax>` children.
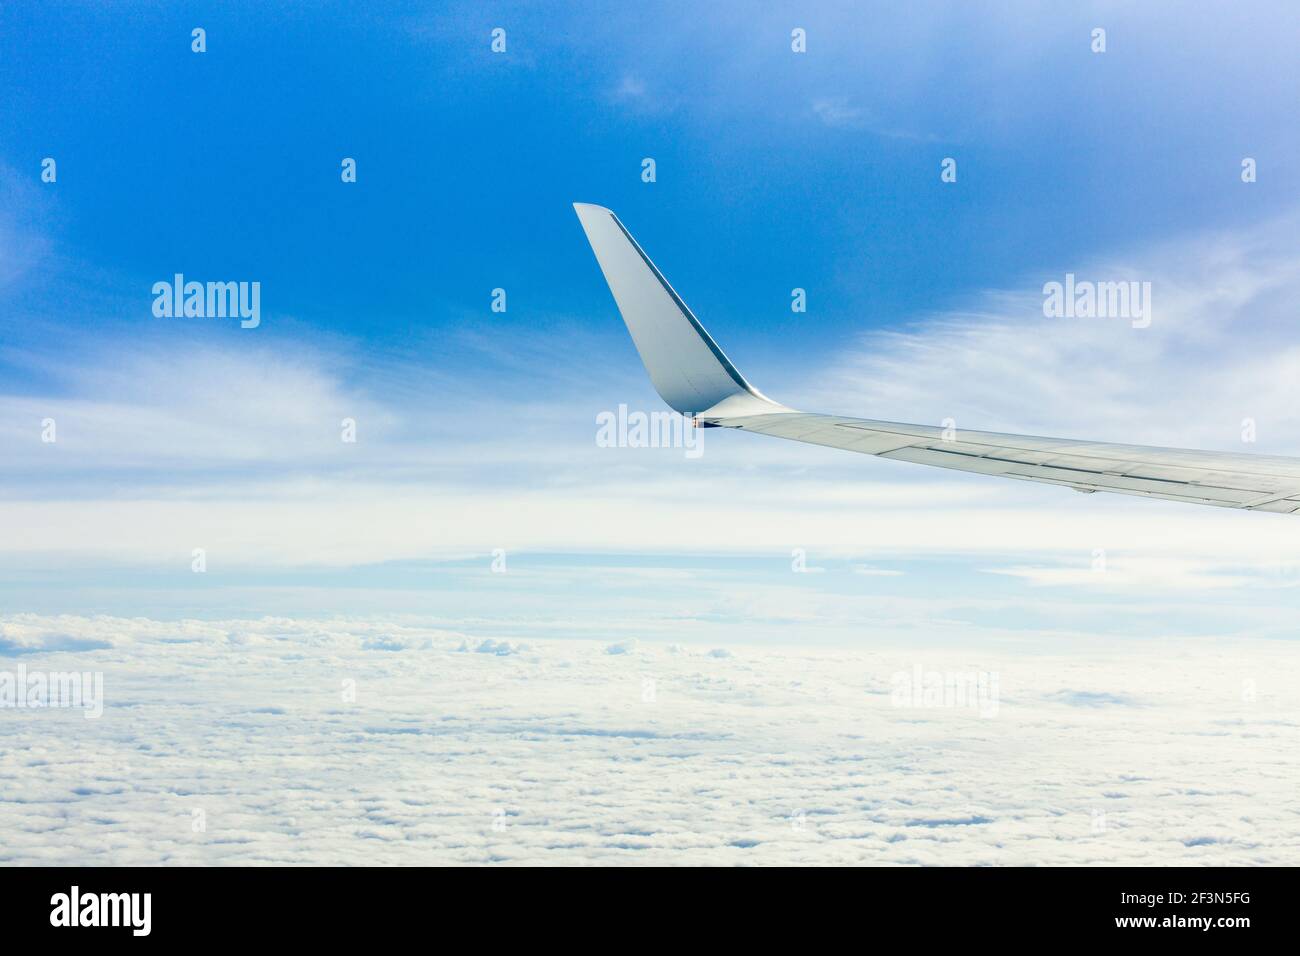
<box><xmin>805</xmin><ymin>210</ymin><xmax>1300</xmax><ymax>452</ymax></box>
<box><xmin>611</xmin><ymin>73</ymin><xmax>647</xmax><ymax>101</ymax></box>
<box><xmin>7</xmin><ymin>207</ymin><xmax>1300</xmax><ymax>636</ymax></box>
<box><xmin>810</xmin><ymin>97</ymin><xmax>938</xmax><ymax>140</ymax></box>
<box><xmin>811</xmin><ymin>96</ymin><xmax>867</xmax><ymax>128</ymax></box>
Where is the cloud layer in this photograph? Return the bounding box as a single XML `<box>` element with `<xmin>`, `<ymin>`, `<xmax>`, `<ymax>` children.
<box><xmin>1</xmin><ymin>615</ymin><xmax>1295</xmax><ymax>865</ymax></box>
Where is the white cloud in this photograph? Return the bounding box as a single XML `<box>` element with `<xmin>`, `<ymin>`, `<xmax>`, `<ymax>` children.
<box><xmin>6</xmin><ymin>212</ymin><xmax>1300</xmax><ymax>637</ymax></box>
<box><xmin>983</xmin><ymin>558</ymin><xmax>1255</xmax><ymax>592</ymax></box>
<box><xmin>1</xmin><ymin>614</ymin><xmax>1295</xmax><ymax>865</ymax></box>
<box><xmin>811</xmin><ymin>97</ymin><xmax>866</xmax><ymax>128</ymax></box>
<box><xmin>611</xmin><ymin>74</ymin><xmax>646</xmax><ymax>100</ymax></box>
<box><xmin>806</xmin><ymin>212</ymin><xmax>1300</xmax><ymax>453</ymax></box>
<box><xmin>810</xmin><ymin>97</ymin><xmax>938</xmax><ymax>140</ymax></box>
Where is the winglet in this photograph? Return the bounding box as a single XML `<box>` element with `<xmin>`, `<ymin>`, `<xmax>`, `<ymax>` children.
<box><xmin>573</xmin><ymin>203</ymin><xmax>782</xmax><ymax>416</ymax></box>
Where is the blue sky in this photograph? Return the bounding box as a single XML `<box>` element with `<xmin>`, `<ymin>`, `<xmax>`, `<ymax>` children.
<box><xmin>3</xmin><ymin>2</ymin><xmax>1300</xmax><ymax>639</ymax></box>
<box><xmin>6</xmin><ymin>1</ymin><xmax>1297</xmax><ymax>369</ymax></box>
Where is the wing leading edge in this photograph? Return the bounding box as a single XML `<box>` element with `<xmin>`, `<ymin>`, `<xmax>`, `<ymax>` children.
<box><xmin>574</xmin><ymin>203</ymin><xmax>1300</xmax><ymax>514</ymax></box>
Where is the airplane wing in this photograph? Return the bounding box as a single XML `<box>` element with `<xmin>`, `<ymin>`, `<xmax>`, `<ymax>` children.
<box><xmin>573</xmin><ymin>202</ymin><xmax>1300</xmax><ymax>514</ymax></box>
